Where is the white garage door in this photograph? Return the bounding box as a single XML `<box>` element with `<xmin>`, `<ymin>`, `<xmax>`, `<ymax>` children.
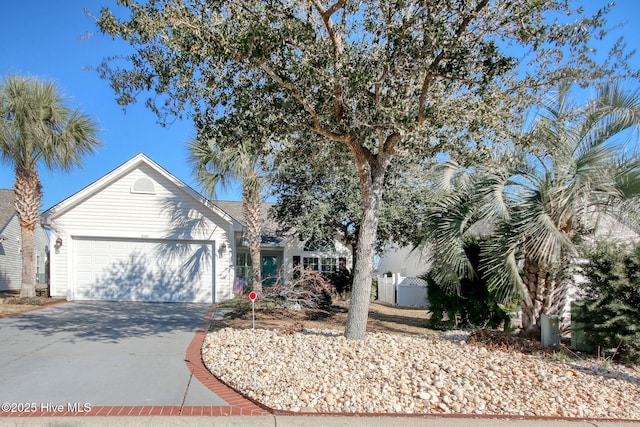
<box><xmin>72</xmin><ymin>237</ymin><xmax>214</xmax><ymax>302</ymax></box>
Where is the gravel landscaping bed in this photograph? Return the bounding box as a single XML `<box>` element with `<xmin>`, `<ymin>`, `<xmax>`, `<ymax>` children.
<box><xmin>202</xmin><ymin>327</ymin><xmax>640</xmax><ymax>419</ymax></box>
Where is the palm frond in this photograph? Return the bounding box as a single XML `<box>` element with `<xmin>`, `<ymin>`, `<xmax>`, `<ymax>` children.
<box><xmin>0</xmin><ymin>75</ymin><xmax>101</xmax><ymax>170</ymax></box>
<box><xmin>482</xmin><ymin>239</ymin><xmax>529</xmax><ymax>306</ymax></box>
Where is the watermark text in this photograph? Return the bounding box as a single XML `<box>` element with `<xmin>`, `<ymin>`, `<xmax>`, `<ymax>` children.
<box><xmin>1</xmin><ymin>402</ymin><xmax>92</xmax><ymax>413</ymax></box>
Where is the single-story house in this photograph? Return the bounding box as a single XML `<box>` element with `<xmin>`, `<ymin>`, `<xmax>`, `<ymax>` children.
<box><xmin>0</xmin><ymin>189</ymin><xmax>49</xmax><ymax>292</ymax></box>
<box><xmin>213</xmin><ymin>200</ymin><xmax>352</xmax><ymax>290</ymax></box>
<box><xmin>42</xmin><ymin>153</ymin><xmax>352</xmax><ymax>303</ymax></box>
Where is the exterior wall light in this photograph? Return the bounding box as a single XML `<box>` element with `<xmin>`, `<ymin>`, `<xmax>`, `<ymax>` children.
<box><xmin>54</xmin><ymin>237</ymin><xmax>63</xmax><ymax>253</ymax></box>
<box><xmin>219</xmin><ymin>242</ymin><xmax>227</xmax><ymax>258</ymax></box>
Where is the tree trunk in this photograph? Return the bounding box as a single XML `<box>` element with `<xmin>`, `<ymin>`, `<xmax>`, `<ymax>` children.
<box><xmin>521</xmin><ymin>257</ymin><xmax>548</xmax><ymax>334</ymax></box>
<box><xmin>344</xmin><ymin>153</ymin><xmax>389</xmax><ymax>340</ymax></box>
<box><xmin>14</xmin><ymin>165</ymin><xmax>42</xmax><ymax>298</ymax></box>
<box><xmin>243</xmin><ymin>182</ymin><xmax>263</xmax><ymax>295</ymax></box>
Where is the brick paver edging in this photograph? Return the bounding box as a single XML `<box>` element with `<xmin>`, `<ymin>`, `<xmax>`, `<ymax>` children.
<box><xmin>184</xmin><ymin>304</ymin><xmax>270</xmax><ymax>416</ymax></box>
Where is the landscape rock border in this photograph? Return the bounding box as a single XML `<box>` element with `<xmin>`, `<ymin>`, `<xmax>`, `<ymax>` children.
<box><xmin>202</xmin><ymin>315</ymin><xmax>640</xmax><ymax>421</ymax></box>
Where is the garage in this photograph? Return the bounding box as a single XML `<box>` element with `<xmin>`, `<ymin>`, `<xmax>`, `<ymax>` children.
<box><xmin>72</xmin><ymin>237</ymin><xmax>214</xmax><ymax>302</ymax></box>
<box><xmin>42</xmin><ymin>154</ymin><xmax>236</xmax><ymax>303</ymax></box>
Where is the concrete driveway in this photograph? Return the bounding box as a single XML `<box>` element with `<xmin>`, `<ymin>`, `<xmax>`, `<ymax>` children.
<box><xmin>0</xmin><ymin>301</ymin><xmax>228</xmax><ymax>407</ymax></box>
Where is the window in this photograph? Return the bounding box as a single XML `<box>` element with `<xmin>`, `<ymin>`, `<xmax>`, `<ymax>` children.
<box><xmin>236</xmin><ymin>252</ymin><xmax>252</xmax><ymax>283</ymax></box>
<box><xmin>302</xmin><ymin>257</ymin><xmax>337</xmax><ymax>273</ymax></box>
<box><xmin>36</xmin><ymin>254</ymin><xmax>41</xmax><ymax>283</ymax></box>
<box><xmin>131</xmin><ymin>177</ymin><xmax>155</xmax><ymax>194</ymax></box>
<box><xmin>321</xmin><ymin>257</ymin><xmax>337</xmax><ymax>273</ymax></box>
<box><xmin>303</xmin><ymin>257</ymin><xmax>319</xmax><ymax>271</ymax></box>
<box><xmin>303</xmin><ymin>239</ymin><xmax>335</xmax><ymax>252</ymax></box>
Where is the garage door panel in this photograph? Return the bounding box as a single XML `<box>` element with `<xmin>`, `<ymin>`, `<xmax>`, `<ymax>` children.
<box><xmin>93</xmin><ymin>240</ymin><xmax>111</xmax><ymax>249</ymax></box>
<box><xmin>72</xmin><ymin>238</ymin><xmax>213</xmax><ymax>302</ymax></box>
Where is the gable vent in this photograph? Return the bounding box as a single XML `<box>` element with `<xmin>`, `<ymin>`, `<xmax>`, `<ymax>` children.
<box><xmin>131</xmin><ymin>177</ymin><xmax>155</xmax><ymax>194</ymax></box>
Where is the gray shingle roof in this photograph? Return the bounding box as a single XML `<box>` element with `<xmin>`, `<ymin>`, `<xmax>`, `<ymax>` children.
<box><xmin>0</xmin><ymin>189</ymin><xmax>16</xmax><ymax>230</ymax></box>
<box><xmin>213</xmin><ymin>200</ymin><xmax>278</xmax><ymax>234</ymax></box>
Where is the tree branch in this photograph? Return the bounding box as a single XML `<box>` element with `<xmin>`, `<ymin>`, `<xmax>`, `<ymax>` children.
<box><xmin>383</xmin><ymin>132</ymin><xmax>401</xmax><ymax>155</ymax></box>
<box><xmin>311</xmin><ymin>0</ymin><xmax>347</xmax><ymax>125</ymax></box>
<box><xmin>417</xmin><ymin>0</ymin><xmax>490</xmax><ymax>125</ymax></box>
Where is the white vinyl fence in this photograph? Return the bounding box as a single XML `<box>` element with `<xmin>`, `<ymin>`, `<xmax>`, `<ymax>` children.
<box><xmin>378</xmin><ymin>276</ymin><xmax>396</xmax><ymax>305</ymax></box>
<box><xmin>377</xmin><ymin>276</ymin><xmax>429</xmax><ymax>307</ymax></box>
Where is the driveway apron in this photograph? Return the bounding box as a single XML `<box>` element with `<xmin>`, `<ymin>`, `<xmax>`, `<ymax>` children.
<box><xmin>0</xmin><ymin>301</ymin><xmax>228</xmax><ymax>407</ymax></box>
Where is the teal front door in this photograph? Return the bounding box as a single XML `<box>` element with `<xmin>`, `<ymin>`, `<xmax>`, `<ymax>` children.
<box><xmin>261</xmin><ymin>255</ymin><xmax>278</xmax><ymax>286</ymax></box>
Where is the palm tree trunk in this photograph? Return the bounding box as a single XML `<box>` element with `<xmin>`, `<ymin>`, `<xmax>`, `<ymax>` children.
<box><xmin>14</xmin><ymin>165</ymin><xmax>42</xmax><ymax>298</ymax></box>
<box><xmin>521</xmin><ymin>257</ymin><xmax>548</xmax><ymax>334</ymax></box>
<box><xmin>243</xmin><ymin>182</ymin><xmax>262</xmax><ymax>295</ymax></box>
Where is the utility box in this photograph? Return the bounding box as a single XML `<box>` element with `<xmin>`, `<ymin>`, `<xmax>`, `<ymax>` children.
<box><xmin>541</xmin><ymin>314</ymin><xmax>560</xmax><ymax>347</ymax></box>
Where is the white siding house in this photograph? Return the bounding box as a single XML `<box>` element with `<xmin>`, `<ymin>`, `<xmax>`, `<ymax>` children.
<box><xmin>376</xmin><ymin>244</ymin><xmax>430</xmax><ymax>285</ymax></box>
<box><xmin>0</xmin><ymin>189</ymin><xmax>49</xmax><ymax>291</ymax></box>
<box><xmin>212</xmin><ymin>201</ymin><xmax>353</xmax><ymax>289</ymax></box>
<box><xmin>281</xmin><ymin>233</ymin><xmax>353</xmax><ymax>279</ymax></box>
<box><xmin>42</xmin><ymin>154</ymin><xmax>236</xmax><ymax>303</ymax></box>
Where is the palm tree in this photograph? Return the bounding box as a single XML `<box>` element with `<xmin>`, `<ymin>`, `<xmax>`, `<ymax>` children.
<box><xmin>0</xmin><ymin>75</ymin><xmax>101</xmax><ymax>297</ymax></box>
<box><xmin>483</xmin><ymin>82</ymin><xmax>640</xmax><ymax>332</ymax></box>
<box><xmin>419</xmin><ymin>83</ymin><xmax>640</xmax><ymax>333</ymax></box>
<box><xmin>189</xmin><ymin>134</ymin><xmax>266</xmax><ymax>295</ymax></box>
<box><xmin>415</xmin><ymin>160</ymin><xmax>482</xmax><ymax>295</ymax></box>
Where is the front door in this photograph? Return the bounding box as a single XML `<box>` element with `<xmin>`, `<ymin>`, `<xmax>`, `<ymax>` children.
<box><xmin>261</xmin><ymin>255</ymin><xmax>278</xmax><ymax>287</ymax></box>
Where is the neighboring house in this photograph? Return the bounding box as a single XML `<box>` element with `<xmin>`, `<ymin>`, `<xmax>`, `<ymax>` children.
<box><xmin>376</xmin><ymin>244</ymin><xmax>430</xmax><ymax>307</ymax></box>
<box><xmin>376</xmin><ymin>214</ymin><xmax>639</xmax><ymax>313</ymax></box>
<box><xmin>0</xmin><ymin>189</ymin><xmax>49</xmax><ymax>292</ymax></box>
<box><xmin>376</xmin><ymin>244</ymin><xmax>429</xmax><ymax>286</ymax></box>
<box><xmin>42</xmin><ymin>153</ymin><xmax>352</xmax><ymax>303</ymax></box>
<box><xmin>213</xmin><ymin>200</ymin><xmax>353</xmax><ymax>289</ymax></box>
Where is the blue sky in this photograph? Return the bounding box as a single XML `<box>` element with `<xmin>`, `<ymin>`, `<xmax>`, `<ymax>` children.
<box><xmin>1</xmin><ymin>1</ymin><xmax>640</xmax><ymax>210</ymax></box>
<box><xmin>0</xmin><ymin>1</ymin><xmax>234</xmax><ymax>209</ymax></box>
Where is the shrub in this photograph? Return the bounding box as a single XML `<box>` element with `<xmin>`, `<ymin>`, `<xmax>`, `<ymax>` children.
<box><xmin>264</xmin><ymin>266</ymin><xmax>335</xmax><ymax>311</ymax></box>
<box><xmin>328</xmin><ymin>265</ymin><xmax>352</xmax><ymax>297</ymax></box>
<box><xmin>576</xmin><ymin>242</ymin><xmax>640</xmax><ymax>364</ymax></box>
<box><xmin>423</xmin><ymin>242</ymin><xmax>510</xmax><ymax>330</ymax></box>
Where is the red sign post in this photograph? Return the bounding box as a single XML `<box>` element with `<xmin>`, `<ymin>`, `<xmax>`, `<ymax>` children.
<box><xmin>249</xmin><ymin>291</ymin><xmax>257</xmax><ymax>331</ymax></box>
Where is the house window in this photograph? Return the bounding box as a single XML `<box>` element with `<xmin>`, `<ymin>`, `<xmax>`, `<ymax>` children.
<box><xmin>301</xmin><ymin>257</ymin><xmax>337</xmax><ymax>273</ymax></box>
<box><xmin>303</xmin><ymin>239</ymin><xmax>335</xmax><ymax>252</ymax></box>
<box><xmin>131</xmin><ymin>177</ymin><xmax>155</xmax><ymax>194</ymax></box>
<box><xmin>236</xmin><ymin>252</ymin><xmax>252</xmax><ymax>283</ymax></box>
<box><xmin>36</xmin><ymin>254</ymin><xmax>41</xmax><ymax>283</ymax></box>
<box><xmin>321</xmin><ymin>257</ymin><xmax>337</xmax><ymax>273</ymax></box>
<box><xmin>303</xmin><ymin>257</ymin><xmax>319</xmax><ymax>271</ymax></box>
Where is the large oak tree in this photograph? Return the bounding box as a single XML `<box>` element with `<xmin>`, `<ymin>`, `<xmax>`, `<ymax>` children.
<box><xmin>97</xmin><ymin>0</ymin><xmax>632</xmax><ymax>339</ymax></box>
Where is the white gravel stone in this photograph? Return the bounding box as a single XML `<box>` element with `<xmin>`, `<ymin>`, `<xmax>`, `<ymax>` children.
<box><xmin>202</xmin><ymin>327</ymin><xmax>640</xmax><ymax>418</ymax></box>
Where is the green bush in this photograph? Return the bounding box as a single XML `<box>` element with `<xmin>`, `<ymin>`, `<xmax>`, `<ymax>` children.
<box><xmin>576</xmin><ymin>242</ymin><xmax>640</xmax><ymax>364</ymax></box>
<box><xmin>329</xmin><ymin>265</ymin><xmax>352</xmax><ymax>296</ymax></box>
<box><xmin>423</xmin><ymin>242</ymin><xmax>510</xmax><ymax>330</ymax></box>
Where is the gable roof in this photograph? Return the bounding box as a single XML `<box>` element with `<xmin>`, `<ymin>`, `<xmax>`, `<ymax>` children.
<box><xmin>0</xmin><ymin>189</ymin><xmax>16</xmax><ymax>231</ymax></box>
<box><xmin>42</xmin><ymin>153</ymin><xmax>233</xmax><ymax>225</ymax></box>
<box><xmin>213</xmin><ymin>200</ymin><xmax>281</xmax><ymax>241</ymax></box>
<box><xmin>213</xmin><ymin>200</ymin><xmax>276</xmax><ymax>228</ymax></box>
